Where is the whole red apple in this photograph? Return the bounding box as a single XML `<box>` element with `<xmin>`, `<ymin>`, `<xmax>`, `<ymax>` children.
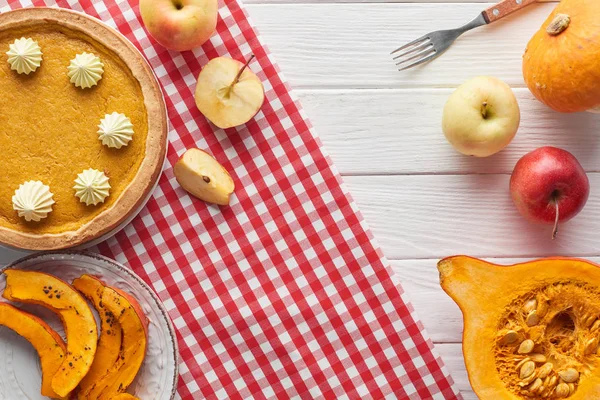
<box><xmin>510</xmin><ymin>147</ymin><xmax>589</xmax><ymax>239</ymax></box>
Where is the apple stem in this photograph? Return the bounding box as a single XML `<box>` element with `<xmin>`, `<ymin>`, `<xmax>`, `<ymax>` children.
<box><xmin>552</xmin><ymin>200</ymin><xmax>559</xmax><ymax>240</ymax></box>
<box><xmin>232</xmin><ymin>54</ymin><xmax>255</xmax><ymax>87</ymax></box>
<box><xmin>481</xmin><ymin>102</ymin><xmax>488</xmax><ymax>119</ymax></box>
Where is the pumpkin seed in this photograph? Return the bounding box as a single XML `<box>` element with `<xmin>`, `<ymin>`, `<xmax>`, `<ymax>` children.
<box><xmin>543</xmin><ymin>375</ymin><xmax>557</xmax><ymax>396</ymax></box>
<box><xmin>584</xmin><ymin>314</ymin><xmax>596</xmax><ymax>328</ymax></box>
<box><xmin>518</xmin><ymin>339</ymin><xmax>535</xmax><ymax>354</ymax></box>
<box><xmin>520</xmin><ymin>361</ymin><xmax>536</xmax><ymax>379</ymax></box>
<box><xmin>537</xmin><ymin>296</ymin><xmax>549</xmax><ymax>317</ymax></box>
<box><xmin>526</xmin><ymin>310</ymin><xmax>540</xmax><ymax>326</ymax></box>
<box><xmin>568</xmin><ymin>382</ymin><xmax>576</xmax><ymax>395</ymax></box>
<box><xmin>558</xmin><ymin>368</ymin><xmax>579</xmax><ymax>383</ymax></box>
<box><xmin>530</xmin><ymin>353</ymin><xmax>547</xmax><ymax>363</ymax></box>
<box><xmin>585</xmin><ymin>338</ymin><xmax>598</xmax><ymax>355</ymax></box>
<box><xmin>555</xmin><ymin>383</ymin><xmax>570</xmax><ymax>398</ymax></box>
<box><xmin>591</xmin><ymin>320</ymin><xmax>600</xmax><ymax>333</ymax></box>
<box><xmin>500</xmin><ymin>330</ymin><xmax>519</xmax><ymax>345</ymax></box>
<box><xmin>523</xmin><ymin>299</ymin><xmax>537</xmax><ymax>314</ymax></box>
<box><xmin>516</xmin><ymin>357</ymin><xmax>532</xmax><ymax>371</ymax></box>
<box><xmin>528</xmin><ymin>378</ymin><xmax>542</xmax><ymax>392</ymax></box>
<box><xmin>519</xmin><ymin>372</ymin><xmax>538</xmax><ymax>387</ymax></box>
<box><xmin>538</xmin><ymin>363</ymin><xmax>553</xmax><ymax>379</ymax></box>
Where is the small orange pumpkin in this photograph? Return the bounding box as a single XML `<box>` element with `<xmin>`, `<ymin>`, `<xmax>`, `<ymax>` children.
<box><xmin>523</xmin><ymin>0</ymin><xmax>600</xmax><ymax>113</ymax></box>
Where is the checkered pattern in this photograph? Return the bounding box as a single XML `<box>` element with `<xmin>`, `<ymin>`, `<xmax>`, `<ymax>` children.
<box><xmin>3</xmin><ymin>0</ymin><xmax>461</xmax><ymax>398</ymax></box>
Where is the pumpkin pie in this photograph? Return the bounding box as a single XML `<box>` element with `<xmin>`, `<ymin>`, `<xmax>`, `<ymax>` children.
<box><xmin>0</xmin><ymin>8</ymin><xmax>167</xmax><ymax>250</ymax></box>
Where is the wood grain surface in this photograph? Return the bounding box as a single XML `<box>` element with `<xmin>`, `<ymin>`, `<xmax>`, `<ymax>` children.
<box><xmin>0</xmin><ymin>1</ymin><xmax>571</xmax><ymax>398</ymax></box>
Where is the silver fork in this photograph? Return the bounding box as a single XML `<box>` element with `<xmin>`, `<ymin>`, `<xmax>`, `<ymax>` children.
<box><xmin>391</xmin><ymin>0</ymin><xmax>538</xmax><ymax>71</ymax></box>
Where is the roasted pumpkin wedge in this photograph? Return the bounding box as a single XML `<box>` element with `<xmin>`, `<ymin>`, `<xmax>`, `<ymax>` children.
<box><xmin>439</xmin><ymin>256</ymin><xmax>600</xmax><ymax>399</ymax></box>
<box><xmin>86</xmin><ymin>285</ymin><xmax>148</xmax><ymax>399</ymax></box>
<box><xmin>72</xmin><ymin>275</ymin><xmax>123</xmax><ymax>399</ymax></box>
<box><xmin>3</xmin><ymin>269</ymin><xmax>98</xmax><ymax>397</ymax></box>
<box><xmin>0</xmin><ymin>303</ymin><xmax>66</xmax><ymax>399</ymax></box>
<box><xmin>110</xmin><ymin>394</ymin><xmax>140</xmax><ymax>400</ymax></box>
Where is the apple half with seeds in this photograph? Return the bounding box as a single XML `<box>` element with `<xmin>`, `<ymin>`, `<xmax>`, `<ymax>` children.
<box><xmin>174</xmin><ymin>148</ymin><xmax>235</xmax><ymax>205</ymax></box>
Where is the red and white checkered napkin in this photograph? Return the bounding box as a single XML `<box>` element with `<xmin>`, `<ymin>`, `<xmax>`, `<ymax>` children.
<box><xmin>5</xmin><ymin>0</ymin><xmax>461</xmax><ymax>398</ymax></box>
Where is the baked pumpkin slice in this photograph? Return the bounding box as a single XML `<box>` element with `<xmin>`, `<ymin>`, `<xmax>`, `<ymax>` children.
<box><xmin>3</xmin><ymin>270</ymin><xmax>98</xmax><ymax>397</ymax></box>
<box><xmin>439</xmin><ymin>256</ymin><xmax>600</xmax><ymax>399</ymax></box>
<box><xmin>0</xmin><ymin>303</ymin><xmax>67</xmax><ymax>399</ymax></box>
<box><xmin>111</xmin><ymin>394</ymin><xmax>140</xmax><ymax>400</ymax></box>
<box><xmin>85</xmin><ymin>285</ymin><xmax>148</xmax><ymax>399</ymax></box>
<box><xmin>72</xmin><ymin>275</ymin><xmax>123</xmax><ymax>399</ymax></box>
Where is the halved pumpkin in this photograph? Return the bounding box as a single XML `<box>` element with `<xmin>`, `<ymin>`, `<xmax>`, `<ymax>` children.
<box><xmin>3</xmin><ymin>269</ymin><xmax>98</xmax><ymax>397</ymax></box>
<box><xmin>0</xmin><ymin>303</ymin><xmax>67</xmax><ymax>399</ymax></box>
<box><xmin>86</xmin><ymin>285</ymin><xmax>148</xmax><ymax>399</ymax></box>
<box><xmin>72</xmin><ymin>275</ymin><xmax>123</xmax><ymax>399</ymax></box>
<box><xmin>439</xmin><ymin>256</ymin><xmax>600</xmax><ymax>399</ymax></box>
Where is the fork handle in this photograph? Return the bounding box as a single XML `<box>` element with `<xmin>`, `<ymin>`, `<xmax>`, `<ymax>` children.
<box><xmin>483</xmin><ymin>0</ymin><xmax>538</xmax><ymax>23</ymax></box>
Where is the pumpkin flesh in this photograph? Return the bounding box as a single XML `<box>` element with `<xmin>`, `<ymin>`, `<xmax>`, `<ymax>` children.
<box><xmin>0</xmin><ymin>303</ymin><xmax>67</xmax><ymax>399</ymax></box>
<box><xmin>523</xmin><ymin>0</ymin><xmax>600</xmax><ymax>113</ymax></box>
<box><xmin>86</xmin><ymin>286</ymin><xmax>148</xmax><ymax>399</ymax></box>
<box><xmin>72</xmin><ymin>275</ymin><xmax>123</xmax><ymax>400</ymax></box>
<box><xmin>2</xmin><ymin>269</ymin><xmax>98</xmax><ymax>397</ymax></box>
<box><xmin>439</xmin><ymin>256</ymin><xmax>600</xmax><ymax>399</ymax></box>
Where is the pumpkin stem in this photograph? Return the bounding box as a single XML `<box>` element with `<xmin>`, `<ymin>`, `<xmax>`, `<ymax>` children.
<box><xmin>547</xmin><ymin>14</ymin><xmax>571</xmax><ymax>36</ymax></box>
<box><xmin>481</xmin><ymin>101</ymin><xmax>489</xmax><ymax>119</ymax></box>
<box><xmin>552</xmin><ymin>199</ymin><xmax>559</xmax><ymax>240</ymax></box>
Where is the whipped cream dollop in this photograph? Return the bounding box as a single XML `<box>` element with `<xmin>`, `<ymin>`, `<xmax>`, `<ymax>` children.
<box><xmin>74</xmin><ymin>169</ymin><xmax>111</xmax><ymax>206</ymax></box>
<box><xmin>67</xmin><ymin>52</ymin><xmax>104</xmax><ymax>89</ymax></box>
<box><xmin>98</xmin><ymin>112</ymin><xmax>134</xmax><ymax>149</ymax></box>
<box><xmin>6</xmin><ymin>37</ymin><xmax>42</xmax><ymax>75</ymax></box>
<box><xmin>12</xmin><ymin>181</ymin><xmax>55</xmax><ymax>222</ymax></box>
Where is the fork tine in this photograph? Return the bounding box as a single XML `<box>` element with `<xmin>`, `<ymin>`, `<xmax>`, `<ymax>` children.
<box><xmin>392</xmin><ymin>41</ymin><xmax>432</xmax><ymax>61</ymax></box>
<box><xmin>398</xmin><ymin>51</ymin><xmax>438</xmax><ymax>71</ymax></box>
<box><xmin>390</xmin><ymin>35</ymin><xmax>429</xmax><ymax>55</ymax></box>
<box><xmin>396</xmin><ymin>47</ymin><xmax>435</xmax><ymax>66</ymax></box>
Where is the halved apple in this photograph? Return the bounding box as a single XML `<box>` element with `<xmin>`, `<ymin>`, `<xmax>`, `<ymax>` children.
<box><xmin>72</xmin><ymin>275</ymin><xmax>123</xmax><ymax>399</ymax></box>
<box><xmin>85</xmin><ymin>285</ymin><xmax>148</xmax><ymax>400</ymax></box>
<box><xmin>0</xmin><ymin>303</ymin><xmax>66</xmax><ymax>399</ymax></box>
<box><xmin>195</xmin><ymin>55</ymin><xmax>265</xmax><ymax>129</ymax></box>
<box><xmin>174</xmin><ymin>148</ymin><xmax>235</xmax><ymax>205</ymax></box>
<box><xmin>3</xmin><ymin>269</ymin><xmax>98</xmax><ymax>397</ymax></box>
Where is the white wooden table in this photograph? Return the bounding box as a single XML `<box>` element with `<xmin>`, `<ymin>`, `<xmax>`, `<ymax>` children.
<box><xmin>2</xmin><ymin>0</ymin><xmax>590</xmax><ymax>398</ymax></box>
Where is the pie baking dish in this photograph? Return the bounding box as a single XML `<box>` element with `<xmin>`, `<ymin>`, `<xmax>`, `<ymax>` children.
<box><xmin>0</xmin><ymin>8</ymin><xmax>167</xmax><ymax>250</ymax></box>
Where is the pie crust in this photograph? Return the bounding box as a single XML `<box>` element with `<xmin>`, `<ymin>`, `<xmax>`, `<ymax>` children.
<box><xmin>0</xmin><ymin>8</ymin><xmax>167</xmax><ymax>250</ymax></box>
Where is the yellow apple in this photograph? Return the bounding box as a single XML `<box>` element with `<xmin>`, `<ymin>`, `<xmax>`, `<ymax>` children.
<box><xmin>195</xmin><ymin>55</ymin><xmax>265</xmax><ymax>129</ymax></box>
<box><xmin>174</xmin><ymin>148</ymin><xmax>234</xmax><ymax>205</ymax></box>
<box><xmin>139</xmin><ymin>0</ymin><xmax>218</xmax><ymax>51</ymax></box>
<box><xmin>442</xmin><ymin>76</ymin><xmax>520</xmax><ymax>157</ymax></box>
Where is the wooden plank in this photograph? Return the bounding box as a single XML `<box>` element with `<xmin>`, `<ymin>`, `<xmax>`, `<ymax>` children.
<box><xmin>246</xmin><ymin>0</ymin><xmax>556</xmax><ymax>4</ymax></box>
<box><xmin>299</xmin><ymin>88</ymin><xmax>600</xmax><ymax>175</ymax></box>
<box><xmin>345</xmin><ymin>174</ymin><xmax>600</xmax><ymax>260</ymax></box>
<box><xmin>245</xmin><ymin>3</ymin><xmax>555</xmax><ymax>88</ymax></box>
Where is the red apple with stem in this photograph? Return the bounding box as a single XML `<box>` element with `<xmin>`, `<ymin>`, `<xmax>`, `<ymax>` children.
<box><xmin>510</xmin><ymin>147</ymin><xmax>589</xmax><ymax>239</ymax></box>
